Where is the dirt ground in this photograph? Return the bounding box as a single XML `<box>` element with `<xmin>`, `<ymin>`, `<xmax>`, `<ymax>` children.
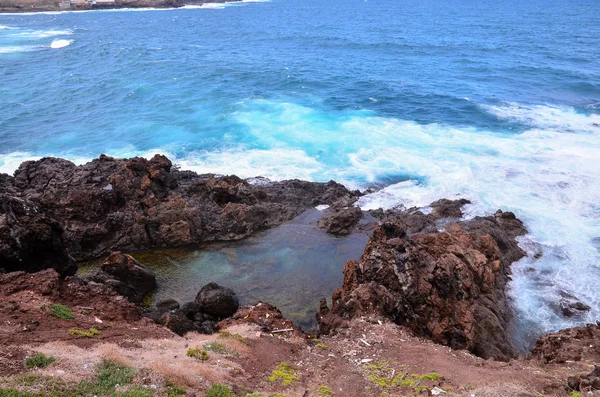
<box><xmin>0</xmin><ymin>271</ymin><xmax>597</xmax><ymax>397</ymax></box>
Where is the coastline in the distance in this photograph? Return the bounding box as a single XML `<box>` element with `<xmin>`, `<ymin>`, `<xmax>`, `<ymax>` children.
<box><xmin>0</xmin><ymin>0</ymin><xmax>241</xmax><ymax>13</ymax></box>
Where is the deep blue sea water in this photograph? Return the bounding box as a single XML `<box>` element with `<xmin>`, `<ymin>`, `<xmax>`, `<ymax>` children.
<box><xmin>1</xmin><ymin>0</ymin><xmax>599</xmax><ymax>345</ymax></box>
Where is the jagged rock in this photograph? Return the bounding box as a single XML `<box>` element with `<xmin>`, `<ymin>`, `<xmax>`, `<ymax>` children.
<box><xmin>86</xmin><ymin>252</ymin><xmax>156</xmax><ymax>303</ymax></box>
<box><xmin>179</xmin><ymin>302</ymin><xmax>202</xmax><ymax>317</ymax></box>
<box><xmin>3</xmin><ymin>155</ymin><xmax>358</xmax><ymax>262</ymax></box>
<box><xmin>0</xmin><ymin>194</ymin><xmax>76</xmax><ymax>276</ymax></box>
<box><xmin>193</xmin><ymin>320</ymin><xmax>218</xmax><ymax>334</ymax></box>
<box><xmin>318</xmin><ymin>210</ymin><xmax>527</xmax><ymax>361</ymax></box>
<box><xmin>531</xmin><ymin>323</ymin><xmax>600</xmax><ymax>364</ymax></box>
<box><xmin>219</xmin><ymin>301</ymin><xmax>296</xmax><ymax>333</ymax></box>
<box><xmin>560</xmin><ymin>300</ymin><xmax>591</xmax><ymax>318</ymax></box>
<box><xmin>159</xmin><ymin>311</ymin><xmax>194</xmax><ymax>336</ymax></box>
<box><xmin>195</xmin><ymin>282</ymin><xmax>239</xmax><ymax>319</ymax></box>
<box><xmin>429</xmin><ymin>198</ymin><xmax>471</xmax><ymax>219</ymax></box>
<box><xmin>155</xmin><ymin>298</ymin><xmax>180</xmax><ymax>312</ymax></box>
<box><xmin>563</xmin><ymin>367</ymin><xmax>600</xmax><ymax>393</ymax></box>
<box><xmin>317</xmin><ymin>205</ymin><xmax>363</xmax><ymax>235</ymax></box>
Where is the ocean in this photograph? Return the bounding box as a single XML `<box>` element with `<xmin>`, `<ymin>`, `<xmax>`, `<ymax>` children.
<box><xmin>1</xmin><ymin>0</ymin><xmax>599</xmax><ymax>345</ymax></box>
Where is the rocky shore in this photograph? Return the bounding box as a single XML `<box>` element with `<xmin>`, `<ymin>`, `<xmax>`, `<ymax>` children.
<box><xmin>0</xmin><ymin>154</ymin><xmax>598</xmax><ymax>396</ymax></box>
<box><xmin>0</xmin><ymin>0</ymin><xmax>239</xmax><ymax>13</ymax></box>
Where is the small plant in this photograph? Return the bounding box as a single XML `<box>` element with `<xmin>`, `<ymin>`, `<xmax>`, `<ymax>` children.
<box><xmin>268</xmin><ymin>362</ymin><xmax>299</xmax><ymax>386</ymax></box>
<box><xmin>203</xmin><ymin>342</ymin><xmax>236</xmax><ymax>355</ymax></box>
<box><xmin>68</xmin><ymin>327</ymin><xmax>99</xmax><ymax>338</ymax></box>
<box><xmin>419</xmin><ymin>373</ymin><xmax>441</xmax><ymax>381</ymax></box>
<box><xmin>186</xmin><ymin>347</ymin><xmax>209</xmax><ymax>361</ymax></box>
<box><xmin>571</xmin><ymin>392</ymin><xmax>582</xmax><ymax>397</ymax></box>
<box><xmin>95</xmin><ymin>359</ymin><xmax>136</xmax><ymax>388</ymax></box>
<box><xmin>48</xmin><ymin>304</ymin><xmax>73</xmax><ymax>320</ymax></box>
<box><xmin>218</xmin><ymin>330</ymin><xmax>248</xmax><ymax>345</ymax></box>
<box><xmin>315</xmin><ymin>343</ymin><xmax>329</xmax><ymax>350</ymax></box>
<box><xmin>166</xmin><ymin>382</ymin><xmax>186</xmax><ymax>397</ymax></box>
<box><xmin>205</xmin><ymin>384</ymin><xmax>233</xmax><ymax>397</ymax></box>
<box><xmin>25</xmin><ymin>353</ymin><xmax>56</xmax><ymax>369</ymax></box>
<box><xmin>317</xmin><ymin>385</ymin><xmax>333</xmax><ymax>396</ymax></box>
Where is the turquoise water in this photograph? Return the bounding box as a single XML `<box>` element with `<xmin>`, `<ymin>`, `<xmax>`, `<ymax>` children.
<box><xmin>1</xmin><ymin>0</ymin><xmax>600</xmax><ymax>344</ymax></box>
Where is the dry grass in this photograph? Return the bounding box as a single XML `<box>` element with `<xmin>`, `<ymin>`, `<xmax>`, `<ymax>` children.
<box><xmin>21</xmin><ymin>331</ymin><xmax>244</xmax><ymax>390</ymax></box>
<box><xmin>454</xmin><ymin>385</ymin><xmax>541</xmax><ymax>397</ymax></box>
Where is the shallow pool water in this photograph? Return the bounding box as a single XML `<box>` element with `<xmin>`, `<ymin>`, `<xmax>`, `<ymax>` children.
<box><xmin>80</xmin><ymin>209</ymin><xmax>369</xmax><ymax>329</ymax></box>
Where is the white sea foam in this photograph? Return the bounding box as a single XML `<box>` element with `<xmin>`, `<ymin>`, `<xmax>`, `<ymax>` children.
<box><xmin>0</xmin><ymin>100</ymin><xmax>598</xmax><ymax>343</ymax></box>
<box><xmin>0</xmin><ymin>45</ymin><xmax>38</xmax><ymax>54</ymax></box>
<box><xmin>8</xmin><ymin>29</ymin><xmax>73</xmax><ymax>38</ymax></box>
<box><xmin>50</xmin><ymin>39</ymin><xmax>73</xmax><ymax>49</ymax></box>
<box><xmin>199</xmin><ymin>0</ymin><xmax>270</xmax><ymax>8</ymax></box>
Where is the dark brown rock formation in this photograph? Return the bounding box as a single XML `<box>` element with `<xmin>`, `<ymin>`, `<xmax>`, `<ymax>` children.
<box><xmin>195</xmin><ymin>282</ymin><xmax>239</xmax><ymax>319</ymax></box>
<box><xmin>85</xmin><ymin>252</ymin><xmax>156</xmax><ymax>303</ymax></box>
<box><xmin>317</xmin><ymin>205</ymin><xmax>363</xmax><ymax>235</ymax></box>
<box><xmin>0</xmin><ymin>155</ymin><xmax>358</xmax><ymax>271</ymax></box>
<box><xmin>317</xmin><ymin>204</ymin><xmax>527</xmax><ymax>361</ymax></box>
<box><xmin>0</xmin><ymin>193</ymin><xmax>76</xmax><ymax>276</ymax></box>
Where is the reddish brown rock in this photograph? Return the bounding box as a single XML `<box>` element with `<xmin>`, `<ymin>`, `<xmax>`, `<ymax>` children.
<box><xmin>219</xmin><ymin>301</ymin><xmax>298</xmax><ymax>334</ymax></box>
<box><xmin>318</xmin><ymin>210</ymin><xmax>527</xmax><ymax>361</ymax></box>
<box><xmin>85</xmin><ymin>252</ymin><xmax>157</xmax><ymax>303</ymax></box>
<box><xmin>531</xmin><ymin>323</ymin><xmax>600</xmax><ymax>364</ymax></box>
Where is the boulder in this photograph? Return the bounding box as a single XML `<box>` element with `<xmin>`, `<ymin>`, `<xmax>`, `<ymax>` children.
<box><xmin>159</xmin><ymin>311</ymin><xmax>194</xmax><ymax>336</ymax></box>
<box><xmin>195</xmin><ymin>282</ymin><xmax>239</xmax><ymax>319</ymax></box>
<box><xmin>87</xmin><ymin>252</ymin><xmax>156</xmax><ymax>303</ymax></box>
<box><xmin>155</xmin><ymin>298</ymin><xmax>180</xmax><ymax>312</ymax></box>
<box><xmin>0</xmin><ymin>194</ymin><xmax>76</xmax><ymax>276</ymax></box>
<box><xmin>317</xmin><ymin>205</ymin><xmax>363</xmax><ymax>235</ymax></box>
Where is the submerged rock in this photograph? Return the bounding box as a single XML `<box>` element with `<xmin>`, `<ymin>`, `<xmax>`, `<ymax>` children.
<box><xmin>195</xmin><ymin>282</ymin><xmax>239</xmax><ymax>319</ymax></box>
<box><xmin>317</xmin><ymin>205</ymin><xmax>527</xmax><ymax>361</ymax></box>
<box><xmin>85</xmin><ymin>252</ymin><xmax>156</xmax><ymax>303</ymax></box>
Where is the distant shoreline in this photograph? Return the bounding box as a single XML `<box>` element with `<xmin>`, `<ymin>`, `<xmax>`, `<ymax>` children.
<box><xmin>0</xmin><ymin>0</ymin><xmax>241</xmax><ymax>13</ymax></box>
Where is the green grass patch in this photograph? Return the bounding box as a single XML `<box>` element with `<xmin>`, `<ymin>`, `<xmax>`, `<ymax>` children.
<box><xmin>205</xmin><ymin>384</ymin><xmax>233</xmax><ymax>397</ymax></box>
<box><xmin>166</xmin><ymin>382</ymin><xmax>186</xmax><ymax>397</ymax></box>
<box><xmin>268</xmin><ymin>362</ymin><xmax>299</xmax><ymax>386</ymax></box>
<box><xmin>218</xmin><ymin>330</ymin><xmax>248</xmax><ymax>345</ymax></box>
<box><xmin>317</xmin><ymin>385</ymin><xmax>333</xmax><ymax>396</ymax></box>
<box><xmin>363</xmin><ymin>361</ymin><xmax>443</xmax><ymax>394</ymax></box>
<box><xmin>47</xmin><ymin>304</ymin><xmax>73</xmax><ymax>320</ymax></box>
<box><xmin>203</xmin><ymin>342</ymin><xmax>237</xmax><ymax>356</ymax></box>
<box><xmin>186</xmin><ymin>347</ymin><xmax>209</xmax><ymax>361</ymax></box>
<box><xmin>25</xmin><ymin>354</ymin><xmax>55</xmax><ymax>369</ymax></box>
<box><xmin>68</xmin><ymin>327</ymin><xmax>99</xmax><ymax>338</ymax></box>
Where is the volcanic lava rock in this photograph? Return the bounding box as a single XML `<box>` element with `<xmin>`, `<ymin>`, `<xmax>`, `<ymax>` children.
<box><xmin>532</xmin><ymin>323</ymin><xmax>600</xmax><ymax>364</ymax></box>
<box><xmin>195</xmin><ymin>282</ymin><xmax>239</xmax><ymax>319</ymax></box>
<box><xmin>317</xmin><ymin>205</ymin><xmax>363</xmax><ymax>235</ymax></box>
<box><xmin>86</xmin><ymin>252</ymin><xmax>156</xmax><ymax>303</ymax></box>
<box><xmin>156</xmin><ymin>298</ymin><xmax>181</xmax><ymax>312</ymax></box>
<box><xmin>0</xmin><ymin>194</ymin><xmax>76</xmax><ymax>276</ymax></box>
<box><xmin>4</xmin><ymin>155</ymin><xmax>358</xmax><ymax>262</ymax></box>
<box><xmin>318</xmin><ymin>206</ymin><xmax>527</xmax><ymax>361</ymax></box>
<box><xmin>158</xmin><ymin>311</ymin><xmax>194</xmax><ymax>336</ymax></box>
